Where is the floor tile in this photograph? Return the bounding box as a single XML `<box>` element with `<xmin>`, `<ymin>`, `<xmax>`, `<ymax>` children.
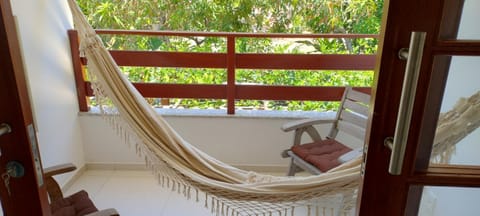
<box><xmin>161</xmin><ymin>191</ymin><xmax>212</xmax><ymax>216</ymax></box>
<box><xmin>96</xmin><ymin>175</ymin><xmax>171</xmax><ymax>215</ymax></box>
<box><xmin>64</xmin><ymin>174</ymin><xmax>110</xmax><ymax>197</ymax></box>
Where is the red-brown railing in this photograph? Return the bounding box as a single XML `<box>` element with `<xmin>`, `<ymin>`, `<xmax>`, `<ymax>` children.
<box><xmin>69</xmin><ymin>29</ymin><xmax>378</xmax><ymax>114</ymax></box>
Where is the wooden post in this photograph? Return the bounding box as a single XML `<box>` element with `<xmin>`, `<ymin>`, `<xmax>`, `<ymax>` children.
<box><xmin>226</xmin><ymin>35</ymin><xmax>236</xmax><ymax>114</ymax></box>
<box><xmin>68</xmin><ymin>30</ymin><xmax>89</xmax><ymax>112</ymax></box>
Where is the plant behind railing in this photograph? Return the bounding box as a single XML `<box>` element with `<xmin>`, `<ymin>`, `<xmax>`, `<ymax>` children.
<box><xmin>74</xmin><ymin>0</ymin><xmax>382</xmax><ymax>113</ymax></box>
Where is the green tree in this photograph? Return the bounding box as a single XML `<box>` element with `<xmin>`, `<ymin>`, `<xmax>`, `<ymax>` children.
<box><xmin>77</xmin><ymin>0</ymin><xmax>382</xmax><ymax>111</ymax></box>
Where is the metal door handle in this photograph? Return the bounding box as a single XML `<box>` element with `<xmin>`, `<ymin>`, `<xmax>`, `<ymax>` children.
<box><xmin>385</xmin><ymin>32</ymin><xmax>427</xmax><ymax>175</ymax></box>
<box><xmin>0</xmin><ymin>123</ymin><xmax>12</xmax><ymax>137</ymax></box>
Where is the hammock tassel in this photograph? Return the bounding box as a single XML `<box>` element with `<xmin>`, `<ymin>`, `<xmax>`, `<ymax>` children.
<box><xmin>195</xmin><ymin>188</ymin><xmax>199</xmax><ymax>202</ymax></box>
<box><xmin>211</xmin><ymin>197</ymin><xmax>216</xmax><ymax>215</ymax></box>
<box><xmin>187</xmin><ymin>186</ymin><xmax>191</xmax><ymax>200</ymax></box>
<box><xmin>222</xmin><ymin>207</ymin><xmax>226</xmax><ymax>216</ymax></box>
<box><xmin>204</xmin><ymin>193</ymin><xmax>208</xmax><ymax>209</ymax></box>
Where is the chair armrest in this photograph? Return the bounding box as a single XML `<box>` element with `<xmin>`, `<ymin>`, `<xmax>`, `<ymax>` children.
<box><xmin>281</xmin><ymin>118</ymin><xmax>336</xmax><ymax>132</ymax></box>
<box><xmin>44</xmin><ymin>163</ymin><xmax>77</xmax><ymax>177</ymax></box>
<box><xmin>85</xmin><ymin>208</ymin><xmax>120</xmax><ymax>216</ymax></box>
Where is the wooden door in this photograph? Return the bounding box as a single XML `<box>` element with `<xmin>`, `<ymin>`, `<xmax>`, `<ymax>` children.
<box><xmin>358</xmin><ymin>0</ymin><xmax>480</xmax><ymax>215</ymax></box>
<box><xmin>0</xmin><ymin>0</ymin><xmax>50</xmax><ymax>215</ymax></box>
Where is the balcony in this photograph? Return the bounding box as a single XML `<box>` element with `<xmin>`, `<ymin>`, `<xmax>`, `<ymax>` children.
<box><xmin>66</xmin><ymin>29</ymin><xmax>376</xmax><ymax>182</ymax></box>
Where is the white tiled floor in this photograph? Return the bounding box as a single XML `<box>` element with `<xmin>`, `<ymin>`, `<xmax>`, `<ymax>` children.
<box><xmin>64</xmin><ymin>169</ymin><xmax>329</xmax><ymax>216</ymax></box>
<box><xmin>64</xmin><ymin>169</ymin><xmax>213</xmax><ymax>216</ymax></box>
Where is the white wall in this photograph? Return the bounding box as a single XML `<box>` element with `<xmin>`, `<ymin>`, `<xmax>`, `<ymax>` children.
<box><xmin>10</xmin><ymin>1</ymin><xmax>86</xmax><ymax>184</ymax></box>
<box><xmin>79</xmin><ymin>112</ymin><xmax>351</xmax><ymax>170</ymax></box>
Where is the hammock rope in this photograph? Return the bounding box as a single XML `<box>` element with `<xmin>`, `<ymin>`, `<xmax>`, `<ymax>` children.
<box><xmin>66</xmin><ymin>0</ymin><xmax>480</xmax><ymax>215</ymax></box>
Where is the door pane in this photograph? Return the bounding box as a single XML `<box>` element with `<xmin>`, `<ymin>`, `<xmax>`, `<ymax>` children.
<box><xmin>430</xmin><ymin>56</ymin><xmax>480</xmax><ymax>165</ymax></box>
<box><xmin>439</xmin><ymin>0</ymin><xmax>480</xmax><ymax>39</ymax></box>
<box><xmin>419</xmin><ymin>186</ymin><xmax>480</xmax><ymax>216</ymax></box>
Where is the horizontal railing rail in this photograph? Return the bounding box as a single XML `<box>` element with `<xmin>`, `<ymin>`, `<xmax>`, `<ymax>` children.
<box><xmin>95</xmin><ymin>29</ymin><xmax>378</xmax><ymax>39</ymax></box>
<box><xmin>69</xmin><ymin>29</ymin><xmax>378</xmax><ymax>114</ymax></box>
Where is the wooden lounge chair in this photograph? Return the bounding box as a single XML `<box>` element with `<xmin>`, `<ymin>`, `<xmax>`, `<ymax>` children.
<box><xmin>44</xmin><ymin>163</ymin><xmax>119</xmax><ymax>216</ymax></box>
<box><xmin>281</xmin><ymin>87</ymin><xmax>370</xmax><ymax>176</ymax></box>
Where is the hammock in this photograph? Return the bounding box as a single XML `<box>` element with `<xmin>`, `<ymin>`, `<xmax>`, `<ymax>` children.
<box><xmin>66</xmin><ymin>0</ymin><xmax>480</xmax><ymax>215</ymax></box>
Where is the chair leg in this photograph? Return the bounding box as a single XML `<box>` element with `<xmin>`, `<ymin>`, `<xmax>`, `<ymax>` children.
<box><xmin>287</xmin><ymin>158</ymin><xmax>300</xmax><ymax>176</ymax></box>
<box><xmin>45</xmin><ymin>176</ymin><xmax>64</xmax><ymax>202</ymax></box>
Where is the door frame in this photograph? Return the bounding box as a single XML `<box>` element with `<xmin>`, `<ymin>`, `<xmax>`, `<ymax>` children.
<box><xmin>0</xmin><ymin>0</ymin><xmax>50</xmax><ymax>215</ymax></box>
<box><xmin>357</xmin><ymin>0</ymin><xmax>480</xmax><ymax>215</ymax></box>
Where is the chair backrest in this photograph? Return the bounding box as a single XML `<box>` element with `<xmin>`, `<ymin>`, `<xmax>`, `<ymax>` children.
<box><xmin>327</xmin><ymin>87</ymin><xmax>371</xmax><ymax>141</ymax></box>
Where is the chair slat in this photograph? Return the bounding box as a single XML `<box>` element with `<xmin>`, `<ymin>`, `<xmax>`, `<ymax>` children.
<box><xmin>340</xmin><ymin>110</ymin><xmax>368</xmax><ymax>128</ymax></box>
<box><xmin>347</xmin><ymin>89</ymin><xmax>370</xmax><ymax>104</ymax></box>
<box><xmin>337</xmin><ymin>121</ymin><xmax>366</xmax><ymax>140</ymax></box>
<box><xmin>343</xmin><ymin>99</ymin><xmax>369</xmax><ymax>116</ymax></box>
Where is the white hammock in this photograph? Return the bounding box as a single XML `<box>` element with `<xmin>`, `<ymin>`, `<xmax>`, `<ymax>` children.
<box><xmin>66</xmin><ymin>0</ymin><xmax>480</xmax><ymax>215</ymax></box>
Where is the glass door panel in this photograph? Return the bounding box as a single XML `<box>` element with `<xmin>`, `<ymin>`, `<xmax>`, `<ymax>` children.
<box><xmin>429</xmin><ymin>56</ymin><xmax>480</xmax><ymax>165</ymax></box>
<box><xmin>439</xmin><ymin>0</ymin><xmax>480</xmax><ymax>40</ymax></box>
<box><xmin>419</xmin><ymin>186</ymin><xmax>480</xmax><ymax>216</ymax></box>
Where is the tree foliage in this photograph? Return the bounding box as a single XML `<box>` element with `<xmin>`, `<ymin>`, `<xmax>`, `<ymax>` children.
<box><xmin>77</xmin><ymin>0</ymin><xmax>383</xmax><ymax>111</ymax></box>
<box><xmin>78</xmin><ymin>0</ymin><xmax>382</xmax><ymax>33</ymax></box>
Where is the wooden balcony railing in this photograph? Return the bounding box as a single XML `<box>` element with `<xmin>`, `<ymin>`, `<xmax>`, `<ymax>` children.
<box><xmin>68</xmin><ymin>29</ymin><xmax>378</xmax><ymax>114</ymax></box>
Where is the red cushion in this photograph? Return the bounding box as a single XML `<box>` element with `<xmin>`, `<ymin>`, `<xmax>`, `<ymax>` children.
<box><xmin>291</xmin><ymin>139</ymin><xmax>352</xmax><ymax>172</ymax></box>
<box><xmin>50</xmin><ymin>190</ymin><xmax>98</xmax><ymax>216</ymax></box>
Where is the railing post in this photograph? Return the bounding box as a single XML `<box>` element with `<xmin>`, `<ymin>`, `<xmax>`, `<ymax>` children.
<box><xmin>226</xmin><ymin>35</ymin><xmax>236</xmax><ymax>114</ymax></box>
<box><xmin>68</xmin><ymin>30</ymin><xmax>89</xmax><ymax>112</ymax></box>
